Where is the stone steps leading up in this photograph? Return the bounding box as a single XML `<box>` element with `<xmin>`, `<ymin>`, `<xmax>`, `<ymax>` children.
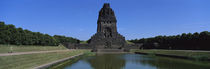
<box><xmin>96</xmin><ymin>49</ymin><xmax>124</xmax><ymax>53</ymax></box>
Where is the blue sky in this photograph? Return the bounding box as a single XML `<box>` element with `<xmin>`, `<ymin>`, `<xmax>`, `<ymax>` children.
<box><xmin>0</xmin><ymin>0</ymin><xmax>210</xmax><ymax>40</ymax></box>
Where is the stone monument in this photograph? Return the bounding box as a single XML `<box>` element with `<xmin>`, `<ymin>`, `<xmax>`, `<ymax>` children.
<box><xmin>64</xmin><ymin>3</ymin><xmax>142</xmax><ymax>52</ymax></box>
<box><xmin>89</xmin><ymin>3</ymin><xmax>126</xmax><ymax>52</ymax></box>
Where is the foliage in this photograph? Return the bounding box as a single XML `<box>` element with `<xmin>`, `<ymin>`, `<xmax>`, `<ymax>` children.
<box><xmin>0</xmin><ymin>22</ymin><xmax>80</xmax><ymax>46</ymax></box>
<box><xmin>129</xmin><ymin>31</ymin><xmax>210</xmax><ymax>50</ymax></box>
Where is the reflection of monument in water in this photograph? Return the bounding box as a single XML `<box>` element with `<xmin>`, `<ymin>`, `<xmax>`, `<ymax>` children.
<box><xmin>89</xmin><ymin>3</ymin><xmax>126</xmax><ymax>52</ymax></box>
<box><xmin>86</xmin><ymin>54</ymin><xmax>126</xmax><ymax>69</ymax></box>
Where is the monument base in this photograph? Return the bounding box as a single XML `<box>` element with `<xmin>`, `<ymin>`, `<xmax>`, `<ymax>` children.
<box><xmin>91</xmin><ymin>49</ymin><xmax>129</xmax><ymax>53</ymax></box>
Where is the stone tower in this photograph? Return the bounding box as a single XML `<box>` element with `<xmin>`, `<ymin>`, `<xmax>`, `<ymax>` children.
<box><xmin>90</xmin><ymin>3</ymin><xmax>126</xmax><ymax>50</ymax></box>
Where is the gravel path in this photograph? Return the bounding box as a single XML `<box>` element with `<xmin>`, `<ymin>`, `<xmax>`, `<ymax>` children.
<box><xmin>161</xmin><ymin>50</ymin><xmax>210</xmax><ymax>53</ymax></box>
<box><xmin>148</xmin><ymin>49</ymin><xmax>210</xmax><ymax>53</ymax></box>
<box><xmin>0</xmin><ymin>50</ymin><xmax>72</xmax><ymax>56</ymax></box>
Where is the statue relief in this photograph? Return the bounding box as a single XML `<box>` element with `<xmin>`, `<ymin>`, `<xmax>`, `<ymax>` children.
<box><xmin>104</xmin><ymin>27</ymin><xmax>112</xmax><ymax>37</ymax></box>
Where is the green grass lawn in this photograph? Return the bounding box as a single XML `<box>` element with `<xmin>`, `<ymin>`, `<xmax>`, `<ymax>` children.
<box><xmin>80</xmin><ymin>41</ymin><xmax>88</xmax><ymax>44</ymax></box>
<box><xmin>126</xmin><ymin>40</ymin><xmax>134</xmax><ymax>44</ymax></box>
<box><xmin>0</xmin><ymin>50</ymin><xmax>90</xmax><ymax>69</ymax></box>
<box><xmin>0</xmin><ymin>45</ymin><xmax>68</xmax><ymax>53</ymax></box>
<box><xmin>132</xmin><ymin>49</ymin><xmax>210</xmax><ymax>59</ymax></box>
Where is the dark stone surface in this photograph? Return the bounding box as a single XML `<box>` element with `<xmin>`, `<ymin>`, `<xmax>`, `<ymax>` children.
<box><xmin>63</xmin><ymin>42</ymin><xmax>92</xmax><ymax>49</ymax></box>
<box><xmin>89</xmin><ymin>3</ymin><xmax>126</xmax><ymax>50</ymax></box>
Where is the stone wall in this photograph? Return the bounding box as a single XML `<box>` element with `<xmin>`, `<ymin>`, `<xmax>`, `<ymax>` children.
<box><xmin>63</xmin><ymin>43</ymin><xmax>92</xmax><ymax>49</ymax></box>
<box><xmin>63</xmin><ymin>42</ymin><xmax>142</xmax><ymax>51</ymax></box>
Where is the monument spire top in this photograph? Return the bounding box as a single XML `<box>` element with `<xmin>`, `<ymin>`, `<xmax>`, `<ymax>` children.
<box><xmin>103</xmin><ymin>3</ymin><xmax>110</xmax><ymax>8</ymax></box>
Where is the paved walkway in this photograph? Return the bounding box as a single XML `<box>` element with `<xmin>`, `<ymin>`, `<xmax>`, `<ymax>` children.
<box><xmin>149</xmin><ymin>49</ymin><xmax>210</xmax><ymax>53</ymax></box>
<box><xmin>0</xmin><ymin>50</ymin><xmax>72</xmax><ymax>56</ymax></box>
<box><xmin>160</xmin><ymin>50</ymin><xmax>210</xmax><ymax>53</ymax></box>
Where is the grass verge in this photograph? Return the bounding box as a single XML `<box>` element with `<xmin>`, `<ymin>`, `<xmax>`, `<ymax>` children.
<box><xmin>0</xmin><ymin>45</ymin><xmax>68</xmax><ymax>53</ymax></box>
<box><xmin>132</xmin><ymin>49</ymin><xmax>210</xmax><ymax>60</ymax></box>
<box><xmin>0</xmin><ymin>50</ymin><xmax>90</xmax><ymax>69</ymax></box>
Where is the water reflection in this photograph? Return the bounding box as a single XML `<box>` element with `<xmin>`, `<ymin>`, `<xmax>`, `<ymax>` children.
<box><xmin>86</xmin><ymin>54</ymin><xmax>126</xmax><ymax>69</ymax></box>
<box><xmin>64</xmin><ymin>54</ymin><xmax>210</xmax><ymax>69</ymax></box>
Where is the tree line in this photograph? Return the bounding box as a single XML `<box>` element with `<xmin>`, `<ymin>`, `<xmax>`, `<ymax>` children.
<box><xmin>129</xmin><ymin>31</ymin><xmax>210</xmax><ymax>50</ymax></box>
<box><xmin>0</xmin><ymin>22</ymin><xmax>80</xmax><ymax>46</ymax></box>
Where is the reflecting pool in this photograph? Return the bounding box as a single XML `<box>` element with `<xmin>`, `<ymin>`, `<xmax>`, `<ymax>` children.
<box><xmin>59</xmin><ymin>54</ymin><xmax>210</xmax><ymax>69</ymax></box>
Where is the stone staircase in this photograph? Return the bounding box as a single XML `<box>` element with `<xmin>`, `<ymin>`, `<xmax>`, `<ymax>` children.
<box><xmin>96</xmin><ymin>49</ymin><xmax>124</xmax><ymax>53</ymax></box>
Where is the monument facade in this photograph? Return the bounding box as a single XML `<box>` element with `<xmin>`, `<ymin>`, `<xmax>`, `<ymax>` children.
<box><xmin>64</xmin><ymin>3</ymin><xmax>141</xmax><ymax>52</ymax></box>
<box><xmin>89</xmin><ymin>3</ymin><xmax>126</xmax><ymax>50</ymax></box>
